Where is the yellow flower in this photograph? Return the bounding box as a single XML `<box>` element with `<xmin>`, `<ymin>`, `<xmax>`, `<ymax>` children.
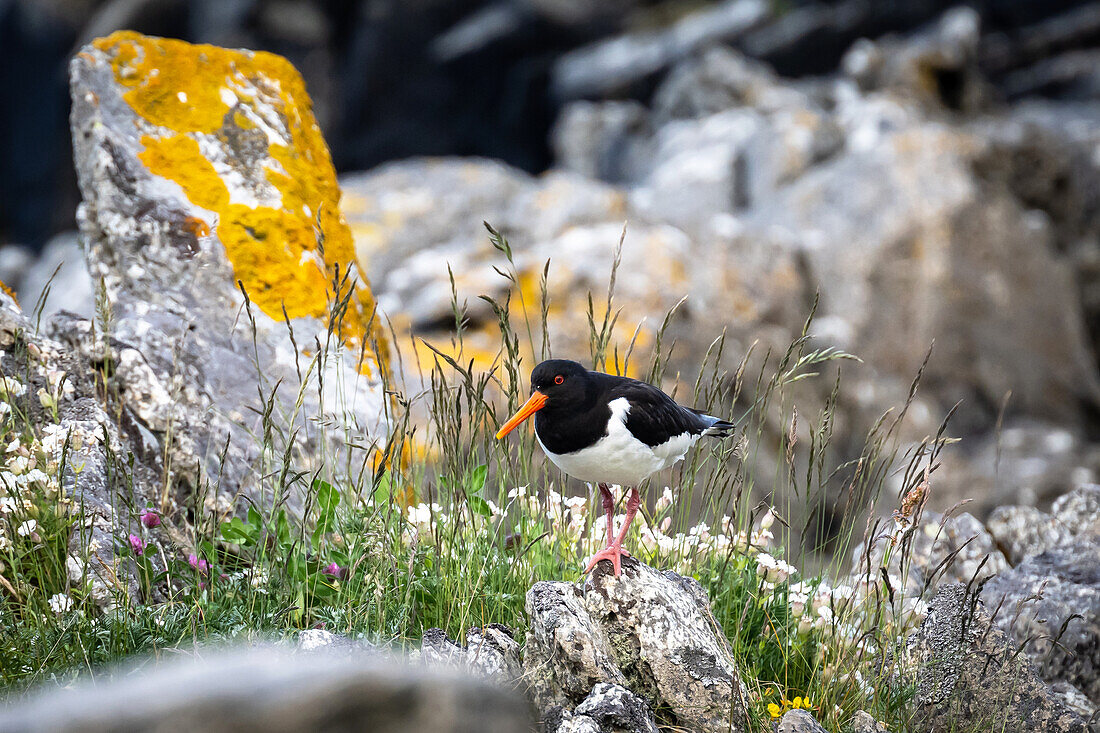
<box><xmin>767</xmin><ymin>703</ymin><xmax>782</xmax><ymax>718</ymax></box>
<box><xmin>793</xmin><ymin>696</ymin><xmax>803</xmax><ymax>709</ymax></box>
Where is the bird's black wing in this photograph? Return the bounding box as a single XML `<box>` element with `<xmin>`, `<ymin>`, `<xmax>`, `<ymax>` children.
<box><xmin>603</xmin><ymin>376</ymin><xmax>715</xmax><ymax>447</ymax></box>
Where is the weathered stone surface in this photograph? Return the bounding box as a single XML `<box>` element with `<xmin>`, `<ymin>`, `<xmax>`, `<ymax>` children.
<box><xmin>0</xmin><ymin>289</ymin><xmax>149</xmax><ymax>609</ymax></box>
<box><xmin>418</xmin><ymin>624</ymin><xmax>523</xmax><ymax>683</ymax></box>
<box><xmin>524</xmin><ymin>558</ymin><xmax>747</xmax><ymax>733</ymax></box>
<box><xmin>571</xmin><ymin>683</ymin><xmax>659</xmax><ymax>733</ymax></box>
<box><xmin>850</xmin><ymin>710</ymin><xmax>889</xmax><ymax>733</ymax></box>
<box><xmin>70</xmin><ymin>31</ymin><xmax>390</xmax><ymax>522</ymax></box>
<box><xmin>987</xmin><ymin>484</ymin><xmax>1100</xmax><ymax>565</ymax></box>
<box><xmin>982</xmin><ymin>539</ymin><xmax>1100</xmax><ymax>704</ymax></box>
<box><xmin>777</xmin><ymin>709</ymin><xmax>828</xmax><ymax>733</ymax></box>
<box><xmin>907</xmin><ymin>583</ymin><xmax>1087</xmax><ymax>733</ymax></box>
<box><xmin>0</xmin><ymin>647</ymin><xmax>533</xmax><ymax>733</ymax></box>
<box><xmin>525</xmin><ymin>579</ymin><xmax>628</xmax><ymax>710</ymax></box>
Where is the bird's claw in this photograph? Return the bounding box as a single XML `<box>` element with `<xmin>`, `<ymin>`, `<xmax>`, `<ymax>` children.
<box><xmin>584</xmin><ymin>543</ymin><xmax>630</xmax><ymax>577</ymax></box>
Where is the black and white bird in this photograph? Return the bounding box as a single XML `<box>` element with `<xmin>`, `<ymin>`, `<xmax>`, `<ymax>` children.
<box><xmin>495</xmin><ymin>359</ymin><xmax>733</xmax><ymax>576</ymax></box>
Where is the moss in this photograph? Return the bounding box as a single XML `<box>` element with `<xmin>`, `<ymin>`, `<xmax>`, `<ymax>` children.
<box><xmin>93</xmin><ymin>30</ymin><xmax>389</xmax><ymax>374</ymax></box>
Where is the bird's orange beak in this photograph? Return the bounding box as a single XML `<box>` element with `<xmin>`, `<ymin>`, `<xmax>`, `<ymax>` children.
<box><xmin>495</xmin><ymin>391</ymin><xmax>548</xmax><ymax>439</ymax></box>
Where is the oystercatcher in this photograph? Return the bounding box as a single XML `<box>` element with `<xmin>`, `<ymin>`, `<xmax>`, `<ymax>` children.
<box><xmin>495</xmin><ymin>359</ymin><xmax>733</xmax><ymax>576</ymax></box>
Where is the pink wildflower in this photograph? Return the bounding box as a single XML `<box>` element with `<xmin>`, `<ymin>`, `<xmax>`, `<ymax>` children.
<box><xmin>187</xmin><ymin>553</ymin><xmax>209</xmax><ymax>573</ymax></box>
<box><xmin>128</xmin><ymin>533</ymin><xmax>146</xmax><ymax>556</ymax></box>
<box><xmin>139</xmin><ymin>508</ymin><xmax>161</xmax><ymax>529</ymax></box>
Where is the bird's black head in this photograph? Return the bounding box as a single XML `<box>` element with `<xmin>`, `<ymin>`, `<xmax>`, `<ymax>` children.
<box><xmin>529</xmin><ymin>359</ymin><xmax>589</xmax><ymax>410</ymax></box>
<box><xmin>495</xmin><ymin>359</ymin><xmax>590</xmax><ymax>439</ymax></box>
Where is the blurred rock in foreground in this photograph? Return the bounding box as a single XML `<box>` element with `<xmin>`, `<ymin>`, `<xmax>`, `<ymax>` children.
<box><xmin>0</xmin><ymin>647</ymin><xmax>532</xmax><ymax>733</ymax></box>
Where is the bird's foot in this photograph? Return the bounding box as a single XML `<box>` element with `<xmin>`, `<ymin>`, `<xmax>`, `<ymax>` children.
<box><xmin>584</xmin><ymin>542</ymin><xmax>631</xmax><ymax>577</ymax></box>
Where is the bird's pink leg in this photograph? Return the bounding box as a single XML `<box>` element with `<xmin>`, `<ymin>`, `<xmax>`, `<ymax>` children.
<box><xmin>585</xmin><ymin>486</ymin><xmax>639</xmax><ymax>577</ymax></box>
<box><xmin>598</xmin><ymin>483</ymin><xmax>615</xmax><ymax>548</ymax></box>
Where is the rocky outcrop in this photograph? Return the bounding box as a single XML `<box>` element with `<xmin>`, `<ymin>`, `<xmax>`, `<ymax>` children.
<box><xmin>906</xmin><ymin>583</ymin><xmax>1088</xmax><ymax>733</ymax></box>
<box><xmin>342</xmin><ymin>9</ymin><xmax>1100</xmax><ymax>525</ymax></box>
<box><xmin>0</xmin><ymin>647</ymin><xmax>533</xmax><ymax>733</ymax></box>
<box><xmin>418</xmin><ymin>625</ymin><xmax>524</xmax><ymax>684</ymax></box>
<box><xmin>983</xmin><ymin>540</ymin><xmax>1100</xmax><ymax>706</ymax></box>
<box><xmin>69</xmin><ymin>31</ymin><xmax>390</xmax><ymax>527</ymax></box>
<box><xmin>525</xmin><ymin>558</ymin><xmax>747</xmax><ymax>733</ymax></box>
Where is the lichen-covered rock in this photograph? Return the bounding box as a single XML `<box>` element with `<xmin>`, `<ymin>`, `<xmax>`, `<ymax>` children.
<box><xmin>418</xmin><ymin>625</ymin><xmax>522</xmax><ymax>684</ymax></box>
<box><xmin>571</xmin><ymin>683</ymin><xmax>659</xmax><ymax>733</ymax></box>
<box><xmin>982</xmin><ymin>539</ymin><xmax>1100</xmax><ymax>704</ymax></box>
<box><xmin>777</xmin><ymin>709</ymin><xmax>828</xmax><ymax>733</ymax></box>
<box><xmin>906</xmin><ymin>584</ymin><xmax>1087</xmax><ymax>733</ymax></box>
<box><xmin>69</xmin><ymin>32</ymin><xmax>390</xmax><ymax>520</ymax></box>
<box><xmin>0</xmin><ymin>290</ymin><xmax>165</xmax><ymax>609</ymax></box>
<box><xmin>524</xmin><ymin>559</ymin><xmax>747</xmax><ymax>733</ymax></box>
<box><xmin>525</xmin><ymin>580</ymin><xmax>628</xmax><ymax>709</ymax></box>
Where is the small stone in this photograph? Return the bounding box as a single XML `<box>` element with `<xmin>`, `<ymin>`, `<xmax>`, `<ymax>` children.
<box><xmin>778</xmin><ymin>709</ymin><xmax>828</xmax><ymax>733</ymax></box>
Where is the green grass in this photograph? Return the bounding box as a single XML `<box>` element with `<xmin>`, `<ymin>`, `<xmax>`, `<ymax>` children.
<box><xmin>0</xmin><ymin>223</ymin><xmax>955</xmax><ymax>731</ymax></box>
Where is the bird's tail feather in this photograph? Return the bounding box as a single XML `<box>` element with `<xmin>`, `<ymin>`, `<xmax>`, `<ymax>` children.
<box><xmin>702</xmin><ymin>416</ymin><xmax>734</xmax><ymax>438</ymax></box>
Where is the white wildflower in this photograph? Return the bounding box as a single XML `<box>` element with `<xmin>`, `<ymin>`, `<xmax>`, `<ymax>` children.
<box><xmin>0</xmin><ymin>377</ymin><xmax>25</xmax><ymax>398</ymax></box>
<box><xmin>563</xmin><ymin>496</ymin><xmax>586</xmax><ymax>519</ymax></box>
<box><xmin>21</xmin><ymin>469</ymin><xmax>50</xmax><ymax>487</ymax></box>
<box><xmin>48</xmin><ymin>593</ymin><xmax>74</xmax><ymax>615</ymax></box>
<box><xmin>0</xmin><ymin>533</ymin><xmax>10</xmax><ymax>551</ymax></box>
<box><xmin>0</xmin><ymin>496</ymin><xmax>16</xmax><ymax>514</ymax></box>
<box><xmin>759</xmin><ymin>508</ymin><xmax>776</xmax><ymax>530</ymax></box>
<box><xmin>7</xmin><ymin>455</ymin><xmax>27</xmax><ymax>475</ymax></box>
<box><xmin>17</xmin><ymin>519</ymin><xmax>37</xmax><ymax>536</ymax></box>
<box><xmin>41</xmin><ymin>424</ymin><xmax>69</xmax><ymax>455</ymax></box>
<box><xmin>506</xmin><ymin>486</ymin><xmax>529</xmax><ymax>500</ymax></box>
<box><xmin>755</xmin><ymin>552</ymin><xmax>795</xmax><ymax>584</ymax></box>
<box><xmin>655</xmin><ymin>487</ymin><xmax>675</xmax><ymax>514</ymax></box>
<box><xmin>37</xmin><ymin>387</ymin><xmax>55</xmax><ymax>410</ymax></box>
<box><xmin>0</xmin><ymin>402</ymin><xmax>9</xmax><ymax>419</ymax></box>
<box><xmin>798</xmin><ymin>614</ymin><xmax>814</xmax><ymax>634</ymax></box>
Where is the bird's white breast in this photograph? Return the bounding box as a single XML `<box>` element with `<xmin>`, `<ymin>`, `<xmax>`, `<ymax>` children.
<box><xmin>538</xmin><ymin>397</ymin><xmax>699</xmax><ymax>486</ymax></box>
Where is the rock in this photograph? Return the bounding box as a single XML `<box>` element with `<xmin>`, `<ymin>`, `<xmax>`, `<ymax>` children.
<box><xmin>15</xmin><ymin>231</ymin><xmax>95</xmax><ymax>319</ymax></box>
<box><xmin>982</xmin><ymin>539</ymin><xmax>1100</xmax><ymax>704</ymax></box>
<box><xmin>0</xmin><ymin>288</ymin><xmax>152</xmax><ymax>609</ymax></box>
<box><xmin>1050</xmin><ymin>681</ymin><xmax>1098</xmax><ymax>722</ymax></box>
<box><xmin>0</xmin><ymin>244</ymin><xmax>35</xmax><ymax>295</ymax></box>
<box><xmin>0</xmin><ymin>646</ymin><xmax>533</xmax><ymax>732</ymax></box>
<box><xmin>906</xmin><ymin>583</ymin><xmax>1087</xmax><ymax>733</ymax></box>
<box><xmin>777</xmin><ymin>709</ymin><xmax>828</xmax><ymax>733</ymax></box>
<box><xmin>69</xmin><ymin>31</ymin><xmax>390</xmax><ymax>520</ymax></box>
<box><xmin>296</xmin><ymin>629</ymin><xmax>371</xmax><ymax>657</ymax></box>
<box><xmin>524</xmin><ymin>558</ymin><xmax>748</xmax><ymax>733</ymax></box>
<box><xmin>840</xmin><ymin>7</ymin><xmax>986</xmax><ymax>111</ymax></box>
<box><xmin>571</xmin><ymin>683</ymin><xmax>659</xmax><ymax>733</ymax></box>
<box><xmin>987</xmin><ymin>484</ymin><xmax>1100</xmax><ymax>565</ymax></box>
<box><xmin>850</xmin><ymin>710</ymin><xmax>888</xmax><ymax>733</ymax></box>
<box><xmin>418</xmin><ymin>625</ymin><xmax>522</xmax><ymax>683</ymax></box>
<box><xmin>549</xmin><ymin>0</ymin><xmax>771</xmax><ymax>101</ymax></box>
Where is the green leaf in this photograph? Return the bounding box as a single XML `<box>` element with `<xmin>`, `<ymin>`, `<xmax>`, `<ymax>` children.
<box><xmin>314</xmin><ymin>479</ymin><xmax>339</xmax><ymax>514</ymax></box>
<box><xmin>469</xmin><ymin>464</ymin><xmax>488</xmax><ymax>495</ymax></box>
<box><xmin>468</xmin><ymin>495</ymin><xmax>492</xmax><ymax>518</ymax></box>
<box><xmin>220</xmin><ymin>517</ymin><xmax>251</xmax><ymax>543</ymax></box>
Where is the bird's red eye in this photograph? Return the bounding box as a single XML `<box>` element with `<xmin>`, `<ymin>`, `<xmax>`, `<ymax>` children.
<box><xmin>554</xmin><ymin>375</ymin><xmax>564</xmax><ymax>385</ymax></box>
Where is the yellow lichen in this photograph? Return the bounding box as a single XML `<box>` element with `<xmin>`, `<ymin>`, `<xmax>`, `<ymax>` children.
<box><xmin>93</xmin><ymin>30</ymin><xmax>388</xmax><ymax>373</ymax></box>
